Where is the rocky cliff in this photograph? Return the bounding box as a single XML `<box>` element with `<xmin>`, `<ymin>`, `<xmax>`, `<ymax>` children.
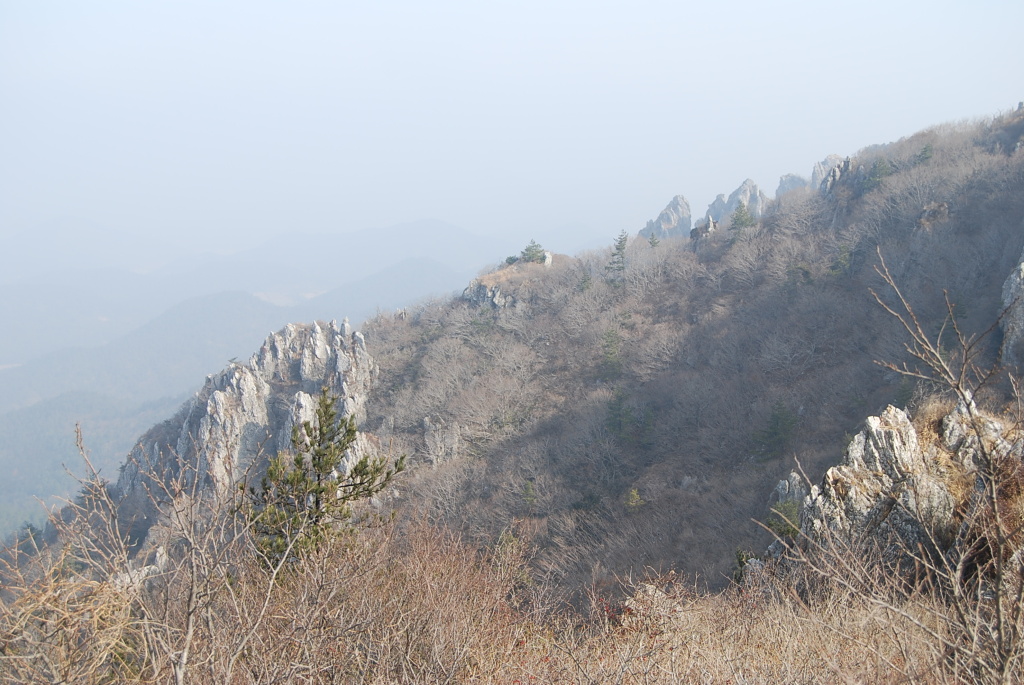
<box><xmin>1002</xmin><ymin>246</ymin><xmax>1024</xmax><ymax>369</ymax></box>
<box><xmin>639</xmin><ymin>195</ymin><xmax>692</xmax><ymax>240</ymax></box>
<box><xmin>773</xmin><ymin>154</ymin><xmax>849</xmax><ymax>199</ymax></box>
<box><xmin>797</xmin><ymin>405</ymin><xmax>960</xmax><ymax>554</ymax></box>
<box><xmin>810</xmin><ymin>154</ymin><xmax>846</xmax><ymax>190</ymax></box>
<box><xmin>785</xmin><ymin>400</ymin><xmax>1020</xmax><ymax>566</ymax></box>
<box><xmin>116</xmin><ymin>319</ymin><xmax>377</xmax><ymax>507</ymax></box>
<box><xmin>704</xmin><ymin>179</ymin><xmax>770</xmax><ymax>223</ymax></box>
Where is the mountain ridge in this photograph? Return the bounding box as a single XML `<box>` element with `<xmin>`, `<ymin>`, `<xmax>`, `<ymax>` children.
<box><xmin>6</xmin><ymin>109</ymin><xmax>1024</xmax><ymax>587</ymax></box>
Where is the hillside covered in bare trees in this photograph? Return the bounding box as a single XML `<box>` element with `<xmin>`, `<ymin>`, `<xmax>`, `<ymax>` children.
<box><xmin>4</xmin><ymin>107</ymin><xmax>1024</xmax><ymax>683</ymax></box>
<box><xmin>362</xmin><ymin>106</ymin><xmax>1024</xmax><ymax>588</ymax></box>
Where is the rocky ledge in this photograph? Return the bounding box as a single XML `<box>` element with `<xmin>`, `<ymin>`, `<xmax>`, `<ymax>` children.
<box><xmin>777</xmin><ymin>401</ymin><xmax>1021</xmax><ymax>563</ymax></box>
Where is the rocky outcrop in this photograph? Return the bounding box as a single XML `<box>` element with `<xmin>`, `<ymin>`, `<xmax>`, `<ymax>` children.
<box><xmin>462</xmin><ymin>280</ymin><xmax>516</xmax><ymax>309</ymax></box>
<box><xmin>422</xmin><ymin>416</ymin><xmax>461</xmax><ymax>466</ymax></box>
<box><xmin>799</xmin><ymin>405</ymin><xmax>959</xmax><ymax>554</ymax></box>
<box><xmin>771</xmin><ymin>471</ymin><xmax>807</xmax><ymax>509</ymax></box>
<box><xmin>704</xmin><ymin>179</ymin><xmax>770</xmax><ymax>223</ymax></box>
<box><xmin>775</xmin><ymin>174</ymin><xmax>809</xmax><ymax>199</ymax></box>
<box><xmin>1002</xmin><ymin>247</ymin><xmax>1024</xmax><ymax>369</ymax></box>
<box><xmin>917</xmin><ymin>201</ymin><xmax>950</xmax><ymax>228</ymax></box>
<box><xmin>116</xmin><ymin>319</ymin><xmax>377</xmax><ymax>504</ymax></box>
<box><xmin>690</xmin><ymin>216</ymin><xmax>718</xmax><ymax>241</ymax></box>
<box><xmin>763</xmin><ymin>397</ymin><xmax>1024</xmax><ymax>581</ymax></box>
<box><xmin>639</xmin><ymin>195</ymin><xmax>692</xmax><ymax>240</ymax></box>
<box><xmin>819</xmin><ymin>157</ymin><xmax>853</xmax><ymax>194</ymax></box>
<box><xmin>811</xmin><ymin>154</ymin><xmax>846</xmax><ymax>190</ymax></box>
<box><xmin>773</xmin><ymin>154</ymin><xmax>849</xmax><ymax>199</ymax></box>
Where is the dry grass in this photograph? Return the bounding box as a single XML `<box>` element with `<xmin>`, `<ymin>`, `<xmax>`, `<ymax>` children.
<box><xmin>1</xmin><ymin>507</ymin><xmax>1004</xmax><ymax>684</ymax></box>
<box><xmin>912</xmin><ymin>394</ymin><xmax>956</xmax><ymax>446</ymax></box>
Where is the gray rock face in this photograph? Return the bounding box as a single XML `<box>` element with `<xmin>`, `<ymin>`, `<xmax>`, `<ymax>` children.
<box><xmin>811</xmin><ymin>154</ymin><xmax>845</xmax><ymax>190</ymax></box>
<box><xmin>801</xmin><ymin>406</ymin><xmax>956</xmax><ymax>552</ymax></box>
<box><xmin>793</xmin><ymin>403</ymin><xmax>1013</xmax><ymax>561</ymax></box>
<box><xmin>819</xmin><ymin>157</ymin><xmax>853</xmax><ymax>194</ymax></box>
<box><xmin>639</xmin><ymin>195</ymin><xmax>692</xmax><ymax>240</ymax></box>
<box><xmin>690</xmin><ymin>216</ymin><xmax>717</xmax><ymax>241</ymax></box>
<box><xmin>704</xmin><ymin>179</ymin><xmax>770</xmax><ymax>223</ymax></box>
<box><xmin>1002</xmin><ymin>247</ymin><xmax>1024</xmax><ymax>369</ymax></box>
<box><xmin>463</xmin><ymin>257</ymin><xmax>557</xmax><ymax>309</ymax></box>
<box><xmin>772</xmin><ymin>471</ymin><xmax>807</xmax><ymax>508</ymax></box>
<box><xmin>772</xmin><ymin>154</ymin><xmax>849</xmax><ymax>199</ymax></box>
<box><xmin>775</xmin><ymin>174</ymin><xmax>809</xmax><ymax>199</ymax></box>
<box><xmin>462</xmin><ymin>280</ymin><xmax>515</xmax><ymax>309</ymax></box>
<box><xmin>116</xmin><ymin>319</ymin><xmax>378</xmax><ymax>502</ymax></box>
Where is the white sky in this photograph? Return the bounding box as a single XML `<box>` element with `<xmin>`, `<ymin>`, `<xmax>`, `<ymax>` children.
<box><xmin>2</xmin><ymin>0</ymin><xmax>1023</xmax><ymax>257</ymax></box>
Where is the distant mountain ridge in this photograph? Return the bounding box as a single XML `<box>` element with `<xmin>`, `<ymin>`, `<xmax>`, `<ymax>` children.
<box><xmin>0</xmin><ymin>219</ymin><xmax>513</xmax><ymax>535</ymax></box>
<box><xmin>0</xmin><ymin>219</ymin><xmax>511</xmax><ymax>366</ymax></box>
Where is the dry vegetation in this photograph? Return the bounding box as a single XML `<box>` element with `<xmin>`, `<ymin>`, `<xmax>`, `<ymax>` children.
<box><xmin>363</xmin><ymin>108</ymin><xmax>1024</xmax><ymax>589</ymax></box>
<box><xmin>5</xmin><ymin>109</ymin><xmax>1024</xmax><ymax>682</ymax></box>
<box><xmin>4</xmin><ymin>457</ymin><xmax>1024</xmax><ymax>684</ymax></box>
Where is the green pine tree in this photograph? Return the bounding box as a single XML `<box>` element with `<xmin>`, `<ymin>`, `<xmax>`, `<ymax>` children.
<box><xmin>606</xmin><ymin>230</ymin><xmax>629</xmax><ymax>278</ymax></box>
<box><xmin>755</xmin><ymin>402</ymin><xmax>798</xmax><ymax>459</ymax></box>
<box><xmin>625</xmin><ymin>488</ymin><xmax>645</xmax><ymax>510</ymax></box>
<box><xmin>247</xmin><ymin>387</ymin><xmax>405</xmax><ymax>564</ymax></box>
<box><xmin>519</xmin><ymin>240</ymin><xmax>546</xmax><ymax>264</ymax></box>
<box><xmin>730</xmin><ymin>201</ymin><xmax>756</xmax><ymax>230</ymax></box>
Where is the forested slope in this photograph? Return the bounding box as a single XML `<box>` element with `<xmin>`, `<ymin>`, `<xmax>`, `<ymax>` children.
<box><xmin>361</xmin><ymin>108</ymin><xmax>1024</xmax><ymax>588</ymax></box>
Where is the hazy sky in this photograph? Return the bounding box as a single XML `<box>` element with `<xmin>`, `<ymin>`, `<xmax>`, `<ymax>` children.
<box><xmin>2</xmin><ymin>0</ymin><xmax>1022</xmax><ymax>258</ymax></box>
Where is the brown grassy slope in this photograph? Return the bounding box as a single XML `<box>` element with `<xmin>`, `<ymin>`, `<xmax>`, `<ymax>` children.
<box><xmin>361</xmin><ymin>110</ymin><xmax>1024</xmax><ymax>593</ymax></box>
<box><xmin>1</xmin><ymin>507</ymin><xmax>968</xmax><ymax>684</ymax></box>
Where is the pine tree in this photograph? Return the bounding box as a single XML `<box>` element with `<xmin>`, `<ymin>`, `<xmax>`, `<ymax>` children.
<box><xmin>730</xmin><ymin>201</ymin><xmax>756</xmax><ymax>230</ymax></box>
<box><xmin>519</xmin><ymin>240</ymin><xmax>546</xmax><ymax>264</ymax></box>
<box><xmin>625</xmin><ymin>488</ymin><xmax>645</xmax><ymax>510</ymax></box>
<box><xmin>755</xmin><ymin>402</ymin><xmax>798</xmax><ymax>458</ymax></box>
<box><xmin>247</xmin><ymin>387</ymin><xmax>405</xmax><ymax>563</ymax></box>
<box><xmin>606</xmin><ymin>230</ymin><xmax>629</xmax><ymax>278</ymax></box>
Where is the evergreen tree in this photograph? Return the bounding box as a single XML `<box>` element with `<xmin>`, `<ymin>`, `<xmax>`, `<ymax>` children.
<box><xmin>625</xmin><ymin>488</ymin><xmax>645</xmax><ymax>510</ymax></box>
<box><xmin>247</xmin><ymin>387</ymin><xmax>405</xmax><ymax>563</ymax></box>
<box><xmin>519</xmin><ymin>240</ymin><xmax>546</xmax><ymax>264</ymax></box>
<box><xmin>606</xmin><ymin>230</ymin><xmax>629</xmax><ymax>277</ymax></box>
<box><xmin>647</xmin><ymin>232</ymin><xmax>660</xmax><ymax>248</ymax></box>
<box><xmin>755</xmin><ymin>402</ymin><xmax>798</xmax><ymax>458</ymax></box>
<box><xmin>915</xmin><ymin>143</ymin><xmax>934</xmax><ymax>165</ymax></box>
<box><xmin>862</xmin><ymin>158</ymin><xmax>894</xmax><ymax>192</ymax></box>
<box><xmin>730</xmin><ymin>201</ymin><xmax>756</xmax><ymax>230</ymax></box>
